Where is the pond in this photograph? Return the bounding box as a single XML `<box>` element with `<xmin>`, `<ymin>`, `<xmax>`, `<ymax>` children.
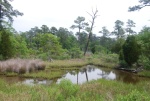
<box><xmin>0</xmin><ymin>65</ymin><xmax>149</xmax><ymax>85</ymax></box>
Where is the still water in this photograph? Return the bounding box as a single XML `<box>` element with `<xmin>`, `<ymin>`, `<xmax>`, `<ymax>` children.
<box><xmin>0</xmin><ymin>65</ymin><xmax>149</xmax><ymax>85</ymax></box>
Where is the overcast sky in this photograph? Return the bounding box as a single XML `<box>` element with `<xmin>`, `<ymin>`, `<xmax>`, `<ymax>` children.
<box><xmin>11</xmin><ymin>0</ymin><xmax>150</xmax><ymax>36</ymax></box>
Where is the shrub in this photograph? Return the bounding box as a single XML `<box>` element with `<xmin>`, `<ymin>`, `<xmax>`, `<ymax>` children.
<box><xmin>116</xmin><ymin>89</ymin><xmax>150</xmax><ymax>101</ymax></box>
<box><xmin>138</xmin><ymin>55</ymin><xmax>150</xmax><ymax>70</ymax></box>
<box><xmin>58</xmin><ymin>79</ymin><xmax>79</xmax><ymax>100</ymax></box>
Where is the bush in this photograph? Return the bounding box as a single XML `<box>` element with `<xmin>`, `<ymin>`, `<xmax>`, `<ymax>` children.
<box><xmin>58</xmin><ymin>79</ymin><xmax>79</xmax><ymax>100</ymax></box>
<box><xmin>138</xmin><ymin>55</ymin><xmax>150</xmax><ymax>69</ymax></box>
<box><xmin>116</xmin><ymin>89</ymin><xmax>150</xmax><ymax>101</ymax></box>
<box><xmin>69</xmin><ymin>48</ymin><xmax>82</xmax><ymax>59</ymax></box>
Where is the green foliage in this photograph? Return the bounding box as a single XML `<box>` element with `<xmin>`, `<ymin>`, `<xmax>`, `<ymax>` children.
<box><xmin>129</xmin><ymin>0</ymin><xmax>150</xmax><ymax>11</ymax></box>
<box><xmin>111</xmin><ymin>38</ymin><xmax>125</xmax><ymax>54</ymax></box>
<box><xmin>91</xmin><ymin>45</ymin><xmax>96</xmax><ymax>54</ymax></box>
<box><xmin>33</xmin><ymin>33</ymin><xmax>65</xmax><ymax>60</ymax></box>
<box><xmin>56</xmin><ymin>27</ymin><xmax>78</xmax><ymax>50</ymax></box>
<box><xmin>0</xmin><ymin>30</ymin><xmax>13</xmax><ymax>59</ymax></box>
<box><xmin>0</xmin><ymin>30</ymin><xmax>29</xmax><ymax>59</ymax></box>
<box><xmin>119</xmin><ymin>49</ymin><xmax>129</xmax><ymax>68</ymax></box>
<box><xmin>116</xmin><ymin>89</ymin><xmax>150</xmax><ymax>101</ymax></box>
<box><xmin>0</xmin><ymin>0</ymin><xmax>23</xmax><ymax>29</ymax></box>
<box><xmin>119</xmin><ymin>49</ymin><xmax>124</xmax><ymax>61</ymax></box>
<box><xmin>138</xmin><ymin>55</ymin><xmax>150</xmax><ymax>69</ymax></box>
<box><xmin>126</xmin><ymin>19</ymin><xmax>136</xmax><ymax>35</ymax></box>
<box><xmin>0</xmin><ymin>76</ymin><xmax>150</xmax><ymax>101</ymax></box>
<box><xmin>69</xmin><ymin>48</ymin><xmax>82</xmax><ymax>58</ymax></box>
<box><xmin>94</xmin><ymin>45</ymin><xmax>107</xmax><ymax>54</ymax></box>
<box><xmin>137</xmin><ymin>27</ymin><xmax>150</xmax><ymax>69</ymax></box>
<box><xmin>71</xmin><ymin>16</ymin><xmax>89</xmax><ymax>32</ymax></box>
<box><xmin>112</xmin><ymin>20</ymin><xmax>125</xmax><ymax>39</ymax></box>
<box><xmin>58</xmin><ymin>79</ymin><xmax>79</xmax><ymax>100</ymax></box>
<box><xmin>76</xmin><ymin>31</ymin><xmax>88</xmax><ymax>51</ymax></box>
<box><xmin>11</xmin><ymin>34</ymin><xmax>29</xmax><ymax>58</ymax></box>
<box><xmin>138</xmin><ymin>70</ymin><xmax>150</xmax><ymax>77</ymax></box>
<box><xmin>41</xmin><ymin>25</ymin><xmax>50</xmax><ymax>34</ymax></box>
<box><xmin>99</xmin><ymin>26</ymin><xmax>110</xmax><ymax>37</ymax></box>
<box><xmin>119</xmin><ymin>60</ymin><xmax>129</xmax><ymax>68</ymax></box>
<box><xmin>123</xmin><ymin>35</ymin><xmax>141</xmax><ymax>66</ymax></box>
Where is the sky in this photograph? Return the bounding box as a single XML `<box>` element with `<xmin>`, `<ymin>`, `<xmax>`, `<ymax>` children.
<box><xmin>11</xmin><ymin>0</ymin><xmax>150</xmax><ymax>36</ymax></box>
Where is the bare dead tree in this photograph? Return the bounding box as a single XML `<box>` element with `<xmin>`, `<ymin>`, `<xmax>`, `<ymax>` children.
<box><xmin>0</xmin><ymin>4</ymin><xmax>2</xmax><ymax>28</ymax></box>
<box><xmin>84</xmin><ymin>8</ymin><xmax>99</xmax><ymax>56</ymax></box>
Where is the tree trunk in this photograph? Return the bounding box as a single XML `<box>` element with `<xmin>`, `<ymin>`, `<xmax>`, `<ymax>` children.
<box><xmin>0</xmin><ymin>4</ymin><xmax>2</xmax><ymax>29</ymax></box>
<box><xmin>84</xmin><ymin>8</ymin><xmax>98</xmax><ymax>56</ymax></box>
<box><xmin>85</xmin><ymin>69</ymin><xmax>89</xmax><ymax>82</ymax></box>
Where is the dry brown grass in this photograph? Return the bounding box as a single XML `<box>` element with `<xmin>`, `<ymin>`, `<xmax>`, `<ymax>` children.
<box><xmin>0</xmin><ymin>58</ymin><xmax>46</xmax><ymax>74</ymax></box>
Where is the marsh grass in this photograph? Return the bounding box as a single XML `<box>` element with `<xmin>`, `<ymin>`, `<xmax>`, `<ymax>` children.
<box><xmin>47</xmin><ymin>59</ymin><xmax>89</xmax><ymax>68</ymax></box>
<box><xmin>47</xmin><ymin>54</ymin><xmax>119</xmax><ymax>69</ymax></box>
<box><xmin>138</xmin><ymin>70</ymin><xmax>150</xmax><ymax>77</ymax></box>
<box><xmin>22</xmin><ymin>70</ymin><xmax>64</xmax><ymax>79</ymax></box>
<box><xmin>0</xmin><ymin>78</ymin><xmax>150</xmax><ymax>101</ymax></box>
<box><xmin>0</xmin><ymin>54</ymin><xmax>119</xmax><ymax>82</ymax></box>
<box><xmin>0</xmin><ymin>58</ymin><xmax>46</xmax><ymax>74</ymax></box>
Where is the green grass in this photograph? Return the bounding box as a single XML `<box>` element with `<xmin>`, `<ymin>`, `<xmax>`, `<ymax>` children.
<box><xmin>0</xmin><ymin>53</ymin><xmax>119</xmax><ymax>79</ymax></box>
<box><xmin>0</xmin><ymin>78</ymin><xmax>150</xmax><ymax>101</ymax></box>
<box><xmin>47</xmin><ymin>53</ymin><xmax>119</xmax><ymax>69</ymax></box>
<box><xmin>1</xmin><ymin>54</ymin><xmax>150</xmax><ymax>100</ymax></box>
<box><xmin>138</xmin><ymin>70</ymin><xmax>150</xmax><ymax>78</ymax></box>
<box><xmin>22</xmin><ymin>70</ymin><xmax>65</xmax><ymax>79</ymax></box>
<box><xmin>47</xmin><ymin>59</ymin><xmax>89</xmax><ymax>68</ymax></box>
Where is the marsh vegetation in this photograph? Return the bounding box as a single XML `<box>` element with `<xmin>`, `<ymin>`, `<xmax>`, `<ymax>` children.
<box><xmin>0</xmin><ymin>59</ymin><xmax>45</xmax><ymax>74</ymax></box>
<box><xmin>0</xmin><ymin>0</ymin><xmax>150</xmax><ymax>100</ymax></box>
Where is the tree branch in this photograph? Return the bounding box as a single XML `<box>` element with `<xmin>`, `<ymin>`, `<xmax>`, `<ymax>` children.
<box><xmin>84</xmin><ymin>8</ymin><xmax>99</xmax><ymax>56</ymax></box>
<box><xmin>129</xmin><ymin>4</ymin><xmax>150</xmax><ymax>11</ymax></box>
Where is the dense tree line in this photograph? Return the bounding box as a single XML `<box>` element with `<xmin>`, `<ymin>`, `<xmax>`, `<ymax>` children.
<box><xmin>0</xmin><ymin>0</ymin><xmax>150</xmax><ymax>70</ymax></box>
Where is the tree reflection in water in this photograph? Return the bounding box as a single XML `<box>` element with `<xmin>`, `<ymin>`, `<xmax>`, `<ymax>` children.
<box><xmin>1</xmin><ymin>65</ymin><xmax>149</xmax><ymax>85</ymax></box>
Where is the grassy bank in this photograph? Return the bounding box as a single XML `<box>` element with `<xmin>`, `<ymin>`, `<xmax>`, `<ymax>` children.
<box><xmin>138</xmin><ymin>70</ymin><xmax>150</xmax><ymax>78</ymax></box>
<box><xmin>0</xmin><ymin>78</ymin><xmax>149</xmax><ymax>101</ymax></box>
<box><xmin>0</xmin><ymin>53</ymin><xmax>119</xmax><ymax>79</ymax></box>
<box><xmin>47</xmin><ymin>53</ymin><xmax>119</xmax><ymax>69</ymax></box>
<box><xmin>22</xmin><ymin>70</ymin><xmax>64</xmax><ymax>79</ymax></box>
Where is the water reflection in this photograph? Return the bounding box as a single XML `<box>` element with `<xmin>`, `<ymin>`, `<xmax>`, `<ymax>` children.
<box><xmin>113</xmin><ymin>70</ymin><xmax>140</xmax><ymax>84</ymax></box>
<box><xmin>58</xmin><ymin>65</ymin><xmax>116</xmax><ymax>84</ymax></box>
<box><xmin>0</xmin><ymin>65</ymin><xmax>149</xmax><ymax>85</ymax></box>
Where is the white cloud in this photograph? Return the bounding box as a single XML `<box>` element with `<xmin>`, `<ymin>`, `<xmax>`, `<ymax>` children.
<box><xmin>11</xmin><ymin>0</ymin><xmax>150</xmax><ymax>35</ymax></box>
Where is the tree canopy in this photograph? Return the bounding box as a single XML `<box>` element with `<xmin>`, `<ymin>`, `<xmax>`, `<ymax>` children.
<box><xmin>129</xmin><ymin>0</ymin><xmax>150</xmax><ymax>11</ymax></box>
<box><xmin>122</xmin><ymin>35</ymin><xmax>141</xmax><ymax>66</ymax></box>
<box><xmin>0</xmin><ymin>0</ymin><xmax>23</xmax><ymax>28</ymax></box>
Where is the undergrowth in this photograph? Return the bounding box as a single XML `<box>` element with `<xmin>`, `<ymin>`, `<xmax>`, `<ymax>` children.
<box><xmin>0</xmin><ymin>78</ymin><xmax>150</xmax><ymax>101</ymax></box>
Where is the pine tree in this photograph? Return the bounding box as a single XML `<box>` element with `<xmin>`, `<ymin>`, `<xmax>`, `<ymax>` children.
<box><xmin>122</xmin><ymin>35</ymin><xmax>141</xmax><ymax>66</ymax></box>
<box><xmin>0</xmin><ymin>30</ymin><xmax>13</xmax><ymax>59</ymax></box>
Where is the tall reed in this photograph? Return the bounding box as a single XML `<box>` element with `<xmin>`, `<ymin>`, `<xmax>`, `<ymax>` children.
<box><xmin>0</xmin><ymin>58</ymin><xmax>46</xmax><ymax>74</ymax></box>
